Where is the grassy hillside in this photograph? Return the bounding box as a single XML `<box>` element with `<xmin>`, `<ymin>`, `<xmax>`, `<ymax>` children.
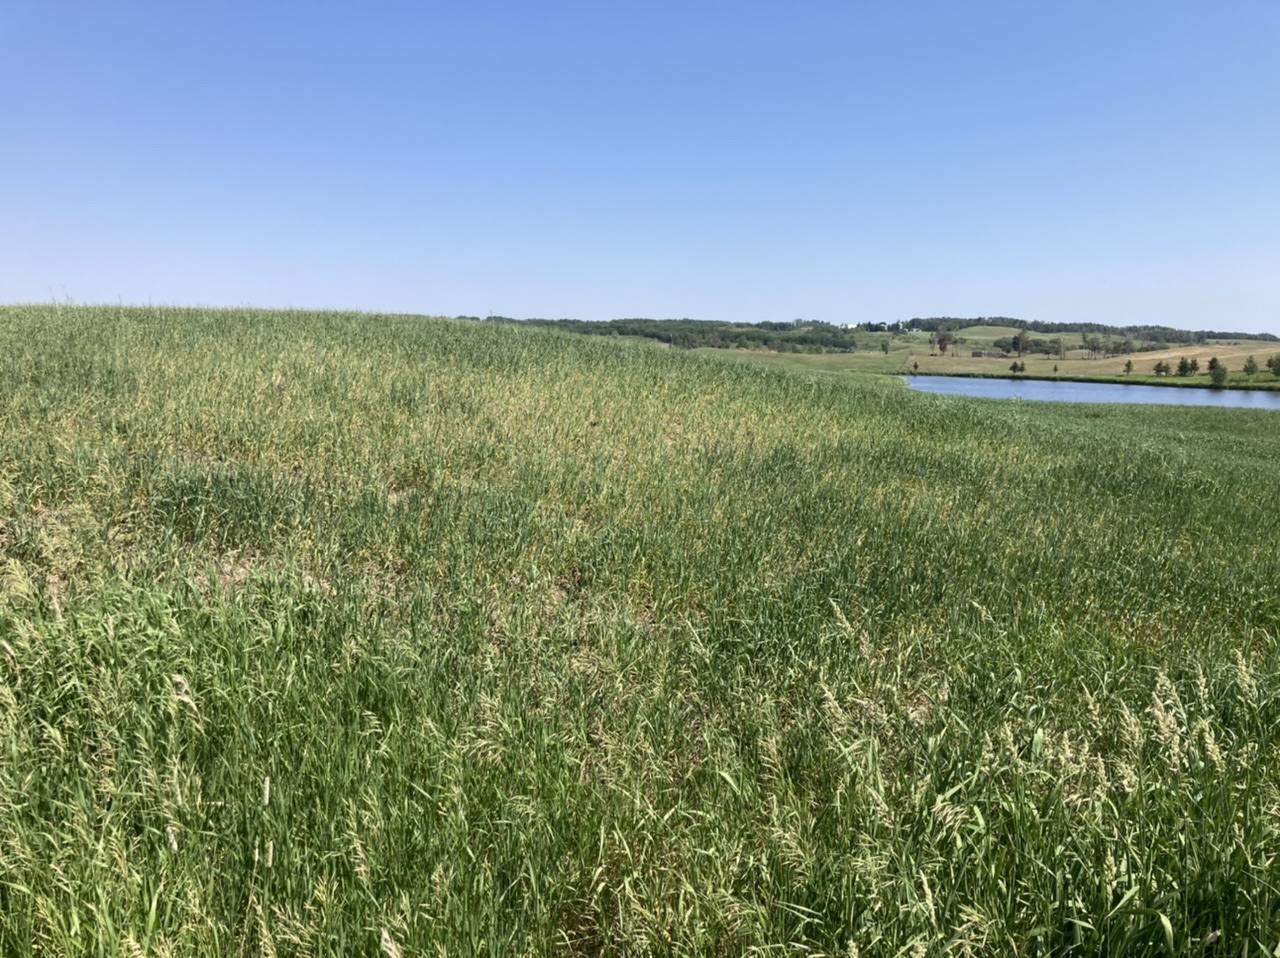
<box><xmin>2</xmin><ymin>306</ymin><xmax>1279</xmax><ymax>955</ymax></box>
<box><xmin>946</xmin><ymin>323</ymin><xmax>1025</xmax><ymax>344</ymax></box>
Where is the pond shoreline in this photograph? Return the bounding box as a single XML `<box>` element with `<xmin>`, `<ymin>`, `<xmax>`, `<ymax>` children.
<box><xmin>905</xmin><ymin>374</ymin><xmax>1280</xmax><ymax>410</ymax></box>
<box><xmin>904</xmin><ymin>369</ymin><xmax>1280</xmax><ymax>392</ymax></box>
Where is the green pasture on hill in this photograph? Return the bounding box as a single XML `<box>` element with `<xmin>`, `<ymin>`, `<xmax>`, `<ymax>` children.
<box><xmin>1</xmin><ymin>306</ymin><xmax>1279</xmax><ymax>955</ymax></box>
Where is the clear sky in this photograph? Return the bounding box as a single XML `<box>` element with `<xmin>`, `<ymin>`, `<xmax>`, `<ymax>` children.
<box><xmin>3</xmin><ymin>1</ymin><xmax>1278</xmax><ymax>333</ymax></box>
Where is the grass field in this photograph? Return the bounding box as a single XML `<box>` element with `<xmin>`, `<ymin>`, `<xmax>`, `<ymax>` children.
<box><xmin>2</xmin><ymin>305</ymin><xmax>1279</xmax><ymax>955</ymax></box>
<box><xmin>936</xmin><ymin>324</ymin><xmax>1024</xmax><ymax>345</ymax></box>
<box><xmin>704</xmin><ymin>327</ymin><xmax>1280</xmax><ymax>389</ymax></box>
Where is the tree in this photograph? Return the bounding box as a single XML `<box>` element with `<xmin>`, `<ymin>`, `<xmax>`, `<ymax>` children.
<box><xmin>1012</xmin><ymin>330</ymin><xmax>1031</xmax><ymax>356</ymax></box>
<box><xmin>912</xmin><ymin>360</ymin><xmax>919</xmax><ymax>372</ymax></box>
<box><xmin>1009</xmin><ymin>361</ymin><xmax>1021</xmax><ymax>375</ymax></box>
<box><xmin>1267</xmin><ymin>353</ymin><xmax>1280</xmax><ymax>379</ymax></box>
<box><xmin>1053</xmin><ymin>363</ymin><xmax>1060</xmax><ymax>374</ymax></box>
<box><xmin>1189</xmin><ymin>358</ymin><xmax>1200</xmax><ymax>375</ymax></box>
<box><xmin>1210</xmin><ymin>362</ymin><xmax>1228</xmax><ymax>388</ymax></box>
<box><xmin>935</xmin><ymin>331</ymin><xmax>956</xmax><ymax>354</ymax></box>
<box><xmin>1053</xmin><ymin>338</ymin><xmax>1066</xmax><ymax>360</ymax></box>
<box><xmin>1177</xmin><ymin>357</ymin><xmax>1192</xmax><ymax>376</ymax></box>
<box><xmin>1123</xmin><ymin>359</ymin><xmax>1133</xmax><ymax>375</ymax></box>
<box><xmin>1243</xmin><ymin>355</ymin><xmax>1259</xmax><ymax>377</ymax></box>
<box><xmin>1153</xmin><ymin>360</ymin><xmax>1169</xmax><ymax>376</ymax></box>
<box><xmin>1206</xmin><ymin>356</ymin><xmax>1220</xmax><ymax>373</ymax></box>
<box><xmin>880</xmin><ymin>338</ymin><xmax>890</xmax><ymax>355</ymax></box>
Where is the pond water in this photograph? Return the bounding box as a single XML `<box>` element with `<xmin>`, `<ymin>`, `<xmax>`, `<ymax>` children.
<box><xmin>905</xmin><ymin>375</ymin><xmax>1280</xmax><ymax>411</ymax></box>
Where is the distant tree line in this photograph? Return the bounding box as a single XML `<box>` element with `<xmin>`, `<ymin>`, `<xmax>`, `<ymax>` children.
<box><xmin>459</xmin><ymin>314</ymin><xmax>1280</xmax><ymax>360</ymax></box>
<box><xmin>1151</xmin><ymin>354</ymin><xmax>1280</xmax><ymax>386</ymax></box>
<box><xmin>908</xmin><ymin>316</ymin><xmax>1277</xmax><ymax>346</ymax></box>
<box><xmin>992</xmin><ymin>334</ymin><xmax>1063</xmax><ymax>356</ymax></box>
<box><xmin>856</xmin><ymin>321</ymin><xmax>909</xmax><ymax>333</ymax></box>
<box><xmin>470</xmin><ymin>317</ymin><xmax>861</xmax><ymax>352</ymax></box>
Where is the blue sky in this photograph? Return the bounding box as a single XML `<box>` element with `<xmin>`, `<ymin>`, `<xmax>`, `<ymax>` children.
<box><xmin>3</xmin><ymin>1</ymin><xmax>1278</xmax><ymax>333</ymax></box>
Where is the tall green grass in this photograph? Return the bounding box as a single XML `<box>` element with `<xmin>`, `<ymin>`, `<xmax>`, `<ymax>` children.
<box><xmin>1</xmin><ymin>305</ymin><xmax>1278</xmax><ymax>955</ymax></box>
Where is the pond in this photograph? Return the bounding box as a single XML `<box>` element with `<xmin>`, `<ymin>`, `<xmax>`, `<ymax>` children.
<box><xmin>905</xmin><ymin>375</ymin><xmax>1280</xmax><ymax>411</ymax></box>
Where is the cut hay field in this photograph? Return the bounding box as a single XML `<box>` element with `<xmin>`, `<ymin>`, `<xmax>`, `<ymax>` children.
<box><xmin>2</xmin><ymin>305</ymin><xmax>1279</xmax><ymax>955</ymax></box>
<box><xmin>1084</xmin><ymin>340</ymin><xmax>1275</xmax><ymax>376</ymax></box>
